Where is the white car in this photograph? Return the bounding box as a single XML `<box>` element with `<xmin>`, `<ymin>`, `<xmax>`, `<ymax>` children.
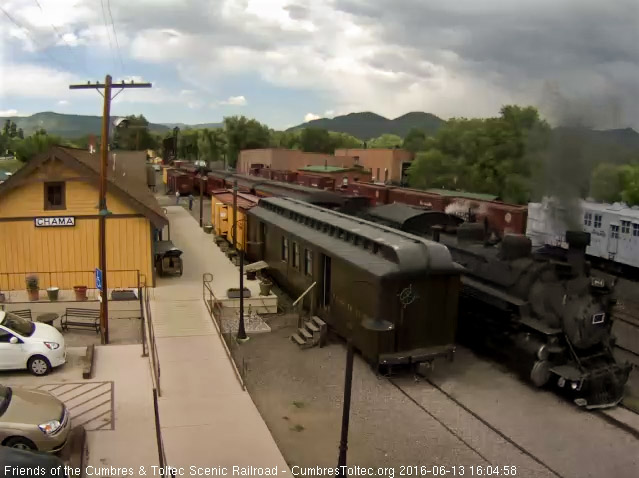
<box><xmin>0</xmin><ymin>311</ymin><xmax>66</xmax><ymax>376</ymax></box>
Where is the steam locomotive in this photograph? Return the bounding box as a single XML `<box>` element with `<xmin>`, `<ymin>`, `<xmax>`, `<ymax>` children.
<box><xmin>360</xmin><ymin>204</ymin><xmax>632</xmax><ymax>408</ymax></box>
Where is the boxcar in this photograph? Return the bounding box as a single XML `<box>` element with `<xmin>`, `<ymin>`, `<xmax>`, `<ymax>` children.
<box><xmin>171</xmin><ymin>172</ymin><xmax>193</xmax><ymax>195</ymax></box>
<box><xmin>210</xmin><ymin>189</ymin><xmax>259</xmax><ymax>250</ymax></box>
<box><xmin>345</xmin><ymin>182</ymin><xmax>391</xmax><ymax>206</ymax></box>
<box><xmin>388</xmin><ymin>187</ymin><xmax>450</xmax><ymax>211</ymax></box>
<box><xmin>271</xmin><ymin>170</ymin><xmax>298</xmax><ymax>183</ymax></box>
<box><xmin>206</xmin><ymin>171</ymin><xmax>231</xmax><ymax>195</ymax></box>
<box><xmin>296</xmin><ymin>174</ymin><xmax>336</xmax><ymax>190</ymax></box>
<box><xmin>247</xmin><ymin>197</ymin><xmax>460</xmax><ymax>367</ymax></box>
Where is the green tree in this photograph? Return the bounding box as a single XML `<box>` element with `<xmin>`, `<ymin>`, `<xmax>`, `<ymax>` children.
<box><xmin>329</xmin><ymin>131</ymin><xmax>363</xmax><ymax>150</ymax></box>
<box><xmin>224</xmin><ymin>116</ymin><xmax>271</xmax><ymax>167</ymax></box>
<box><xmin>368</xmin><ymin>133</ymin><xmax>403</xmax><ymax>149</ymax></box>
<box><xmin>198</xmin><ymin>128</ymin><xmax>227</xmax><ymax>163</ymax></box>
<box><xmin>620</xmin><ymin>164</ymin><xmax>639</xmax><ymax>206</ymax></box>
<box><xmin>113</xmin><ymin>115</ymin><xmax>156</xmax><ymax>150</ymax></box>
<box><xmin>17</xmin><ymin>128</ymin><xmax>24</xmax><ymax>139</ymax></box>
<box><xmin>270</xmin><ymin>130</ymin><xmax>301</xmax><ymax>149</ymax></box>
<box><xmin>402</xmin><ymin>128</ymin><xmax>427</xmax><ymax>152</ymax></box>
<box><xmin>300</xmin><ymin>128</ymin><xmax>333</xmax><ymax>153</ymax></box>
<box><xmin>590</xmin><ymin>163</ymin><xmax>623</xmax><ymax>203</ymax></box>
<box><xmin>11</xmin><ymin>132</ymin><xmax>64</xmax><ymax>162</ymax></box>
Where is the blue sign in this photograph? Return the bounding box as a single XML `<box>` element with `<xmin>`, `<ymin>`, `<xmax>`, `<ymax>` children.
<box><xmin>95</xmin><ymin>268</ymin><xmax>103</xmax><ymax>290</ymax></box>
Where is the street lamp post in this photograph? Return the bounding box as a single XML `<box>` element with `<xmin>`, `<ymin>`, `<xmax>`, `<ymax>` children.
<box><xmin>336</xmin><ymin>281</ymin><xmax>395</xmax><ymax>477</ymax></box>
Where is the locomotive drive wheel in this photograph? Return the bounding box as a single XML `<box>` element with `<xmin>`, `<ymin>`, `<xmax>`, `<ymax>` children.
<box><xmin>530</xmin><ymin>360</ymin><xmax>551</xmax><ymax>387</ymax></box>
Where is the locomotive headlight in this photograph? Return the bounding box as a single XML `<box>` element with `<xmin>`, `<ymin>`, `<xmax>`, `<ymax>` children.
<box><xmin>571</xmin><ymin>382</ymin><xmax>578</xmax><ymax>390</ymax></box>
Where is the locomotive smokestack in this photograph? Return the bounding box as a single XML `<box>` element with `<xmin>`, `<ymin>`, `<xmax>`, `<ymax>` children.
<box><xmin>565</xmin><ymin>230</ymin><xmax>590</xmax><ymax>275</ymax></box>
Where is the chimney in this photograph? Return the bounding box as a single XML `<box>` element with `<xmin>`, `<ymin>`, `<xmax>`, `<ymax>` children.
<box><xmin>565</xmin><ymin>230</ymin><xmax>590</xmax><ymax>276</ymax></box>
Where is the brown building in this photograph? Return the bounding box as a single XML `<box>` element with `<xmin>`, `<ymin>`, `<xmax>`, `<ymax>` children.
<box><xmin>237</xmin><ymin>149</ymin><xmax>356</xmax><ymax>174</ymax></box>
<box><xmin>297</xmin><ymin>165</ymin><xmax>372</xmax><ymax>188</ymax></box>
<box><xmin>334</xmin><ymin>148</ymin><xmax>414</xmax><ymax>184</ymax></box>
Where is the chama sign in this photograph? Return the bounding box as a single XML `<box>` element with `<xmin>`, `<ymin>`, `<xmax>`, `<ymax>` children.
<box><xmin>34</xmin><ymin>216</ymin><xmax>76</xmax><ymax>227</ymax></box>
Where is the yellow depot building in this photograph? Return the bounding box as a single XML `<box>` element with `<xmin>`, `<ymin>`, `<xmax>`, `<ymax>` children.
<box><xmin>0</xmin><ymin>146</ymin><xmax>168</xmax><ymax>292</ymax></box>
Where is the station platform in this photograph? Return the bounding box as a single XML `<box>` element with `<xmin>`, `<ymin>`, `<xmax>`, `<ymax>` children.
<box><xmin>149</xmin><ymin>206</ymin><xmax>289</xmax><ymax>472</ymax></box>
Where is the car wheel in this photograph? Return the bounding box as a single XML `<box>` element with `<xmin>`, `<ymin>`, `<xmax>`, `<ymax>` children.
<box><xmin>5</xmin><ymin>436</ymin><xmax>37</xmax><ymax>450</ymax></box>
<box><xmin>28</xmin><ymin>355</ymin><xmax>51</xmax><ymax>376</ymax></box>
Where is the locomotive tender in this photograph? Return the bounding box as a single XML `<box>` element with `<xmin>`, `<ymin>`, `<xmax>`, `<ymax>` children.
<box><xmin>246</xmin><ymin>197</ymin><xmax>461</xmax><ymax>368</ymax></box>
<box><xmin>362</xmin><ymin>202</ymin><xmax>632</xmax><ymax>408</ymax></box>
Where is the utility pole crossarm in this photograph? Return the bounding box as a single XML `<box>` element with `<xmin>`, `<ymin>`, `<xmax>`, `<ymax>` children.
<box><xmin>69</xmin><ymin>82</ymin><xmax>152</xmax><ymax>89</ymax></box>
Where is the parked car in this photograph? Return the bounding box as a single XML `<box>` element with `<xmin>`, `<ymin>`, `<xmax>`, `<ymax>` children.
<box><xmin>0</xmin><ymin>311</ymin><xmax>66</xmax><ymax>376</ymax></box>
<box><xmin>0</xmin><ymin>446</ymin><xmax>68</xmax><ymax>476</ymax></box>
<box><xmin>0</xmin><ymin>385</ymin><xmax>70</xmax><ymax>452</ymax></box>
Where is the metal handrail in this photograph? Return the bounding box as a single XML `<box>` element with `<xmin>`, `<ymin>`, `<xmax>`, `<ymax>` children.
<box><xmin>202</xmin><ymin>273</ymin><xmax>246</xmax><ymax>390</ymax></box>
<box><xmin>0</xmin><ymin>269</ymin><xmax>143</xmax><ymax>293</ymax></box>
<box><xmin>142</xmin><ymin>283</ymin><xmax>161</xmax><ymax>395</ymax></box>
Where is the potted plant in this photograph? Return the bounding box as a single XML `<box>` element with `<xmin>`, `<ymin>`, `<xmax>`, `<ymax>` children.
<box><xmin>74</xmin><ymin>285</ymin><xmax>88</xmax><ymax>301</ymax></box>
<box><xmin>46</xmin><ymin>287</ymin><xmax>59</xmax><ymax>301</ymax></box>
<box><xmin>26</xmin><ymin>275</ymin><xmax>39</xmax><ymax>301</ymax></box>
<box><xmin>203</xmin><ymin>224</ymin><xmax>213</xmax><ymax>234</ymax></box>
<box><xmin>259</xmin><ymin>278</ymin><xmax>273</xmax><ymax>296</ymax></box>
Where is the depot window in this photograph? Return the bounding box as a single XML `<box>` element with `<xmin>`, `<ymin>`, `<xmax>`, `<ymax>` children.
<box><xmin>621</xmin><ymin>220</ymin><xmax>630</xmax><ymax>234</ymax></box>
<box><xmin>594</xmin><ymin>214</ymin><xmax>602</xmax><ymax>229</ymax></box>
<box><xmin>44</xmin><ymin>182</ymin><xmax>65</xmax><ymax>210</ymax></box>
<box><xmin>633</xmin><ymin>224</ymin><xmax>639</xmax><ymax>237</ymax></box>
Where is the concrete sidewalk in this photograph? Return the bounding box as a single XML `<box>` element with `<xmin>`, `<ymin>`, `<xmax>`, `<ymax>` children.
<box><xmin>151</xmin><ymin>206</ymin><xmax>289</xmax><ymax>472</ymax></box>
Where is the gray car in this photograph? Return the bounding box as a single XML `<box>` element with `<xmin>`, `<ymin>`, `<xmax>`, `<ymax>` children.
<box><xmin>0</xmin><ymin>385</ymin><xmax>71</xmax><ymax>452</ymax></box>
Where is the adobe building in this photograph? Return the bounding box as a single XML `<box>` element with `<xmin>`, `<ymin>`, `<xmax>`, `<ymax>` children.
<box><xmin>0</xmin><ymin>146</ymin><xmax>168</xmax><ymax>293</ymax></box>
<box><xmin>237</xmin><ymin>149</ymin><xmax>357</xmax><ymax>174</ymax></box>
<box><xmin>334</xmin><ymin>148</ymin><xmax>414</xmax><ymax>184</ymax></box>
<box><xmin>297</xmin><ymin>165</ymin><xmax>372</xmax><ymax>187</ymax></box>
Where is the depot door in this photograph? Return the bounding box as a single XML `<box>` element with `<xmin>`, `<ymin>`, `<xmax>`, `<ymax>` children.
<box><xmin>608</xmin><ymin>224</ymin><xmax>619</xmax><ymax>255</ymax></box>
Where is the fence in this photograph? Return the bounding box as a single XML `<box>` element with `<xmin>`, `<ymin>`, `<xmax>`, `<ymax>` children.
<box><xmin>141</xmin><ymin>282</ymin><xmax>161</xmax><ymax>396</ymax></box>
<box><xmin>0</xmin><ymin>269</ymin><xmax>143</xmax><ymax>293</ymax></box>
<box><xmin>202</xmin><ymin>273</ymin><xmax>246</xmax><ymax>390</ymax></box>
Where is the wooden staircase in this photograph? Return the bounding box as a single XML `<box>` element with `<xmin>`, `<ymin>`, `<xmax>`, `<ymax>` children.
<box><xmin>291</xmin><ymin>316</ymin><xmax>327</xmax><ymax>349</ymax></box>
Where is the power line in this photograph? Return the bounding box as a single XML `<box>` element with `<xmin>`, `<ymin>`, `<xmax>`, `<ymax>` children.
<box><xmin>99</xmin><ymin>0</ymin><xmax>117</xmax><ymax>71</ymax></box>
<box><xmin>33</xmin><ymin>0</ymin><xmax>74</xmax><ymax>49</ymax></box>
<box><xmin>106</xmin><ymin>0</ymin><xmax>124</xmax><ymax>71</ymax></box>
<box><xmin>1</xmin><ymin>5</ymin><xmax>58</xmax><ymax>63</ymax></box>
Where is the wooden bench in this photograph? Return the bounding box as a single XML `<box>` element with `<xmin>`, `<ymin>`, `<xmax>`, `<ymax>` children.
<box><xmin>10</xmin><ymin>309</ymin><xmax>33</xmax><ymax>321</ymax></box>
<box><xmin>61</xmin><ymin>308</ymin><xmax>100</xmax><ymax>333</ymax></box>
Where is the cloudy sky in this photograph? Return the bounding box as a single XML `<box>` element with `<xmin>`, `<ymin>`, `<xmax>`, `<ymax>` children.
<box><xmin>1</xmin><ymin>0</ymin><xmax>638</xmax><ymax>129</ymax></box>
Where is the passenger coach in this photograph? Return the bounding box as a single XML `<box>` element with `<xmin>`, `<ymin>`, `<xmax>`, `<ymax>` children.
<box><xmin>246</xmin><ymin>197</ymin><xmax>461</xmax><ymax>367</ymax></box>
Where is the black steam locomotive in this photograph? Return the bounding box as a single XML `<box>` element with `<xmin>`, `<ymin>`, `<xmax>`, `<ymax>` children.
<box><xmin>361</xmin><ymin>204</ymin><xmax>632</xmax><ymax>408</ymax></box>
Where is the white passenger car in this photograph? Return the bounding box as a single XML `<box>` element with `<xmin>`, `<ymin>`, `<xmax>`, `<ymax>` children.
<box><xmin>0</xmin><ymin>311</ymin><xmax>66</xmax><ymax>376</ymax></box>
<box><xmin>527</xmin><ymin>198</ymin><xmax>639</xmax><ymax>270</ymax></box>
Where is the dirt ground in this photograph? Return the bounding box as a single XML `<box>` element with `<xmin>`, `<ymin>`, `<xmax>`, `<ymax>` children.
<box><xmin>237</xmin><ymin>314</ymin><xmax>488</xmax><ymax>472</ymax></box>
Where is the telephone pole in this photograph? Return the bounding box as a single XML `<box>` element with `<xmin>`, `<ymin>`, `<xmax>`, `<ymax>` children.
<box><xmin>69</xmin><ymin>75</ymin><xmax>152</xmax><ymax>345</ymax></box>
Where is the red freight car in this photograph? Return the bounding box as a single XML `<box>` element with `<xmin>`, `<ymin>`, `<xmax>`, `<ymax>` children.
<box><xmin>296</xmin><ymin>173</ymin><xmax>336</xmax><ymax>190</ymax></box>
<box><xmin>206</xmin><ymin>171</ymin><xmax>231</xmax><ymax>195</ymax></box>
<box><xmin>387</xmin><ymin>187</ymin><xmax>451</xmax><ymax>211</ymax></box>
<box><xmin>168</xmin><ymin>171</ymin><xmax>193</xmax><ymax>195</ymax></box>
<box><xmin>481</xmin><ymin>202</ymin><xmax>528</xmax><ymax>236</ymax></box>
<box><xmin>269</xmin><ymin>170</ymin><xmax>297</xmax><ymax>183</ymax></box>
<box><xmin>345</xmin><ymin>182</ymin><xmax>391</xmax><ymax>206</ymax></box>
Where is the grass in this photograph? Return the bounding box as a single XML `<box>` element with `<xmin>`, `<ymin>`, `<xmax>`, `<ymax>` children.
<box><xmin>0</xmin><ymin>158</ymin><xmax>22</xmax><ymax>173</ymax></box>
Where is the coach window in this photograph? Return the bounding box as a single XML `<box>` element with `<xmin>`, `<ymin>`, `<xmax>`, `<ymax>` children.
<box><xmin>611</xmin><ymin>224</ymin><xmax>619</xmax><ymax>239</ymax></box>
<box><xmin>584</xmin><ymin>212</ymin><xmax>592</xmax><ymax>227</ymax></box>
<box><xmin>304</xmin><ymin>249</ymin><xmax>313</xmax><ymax>276</ymax></box>
<box><xmin>293</xmin><ymin>242</ymin><xmax>300</xmax><ymax>269</ymax></box>
<box><xmin>633</xmin><ymin>224</ymin><xmax>639</xmax><ymax>237</ymax></box>
<box><xmin>281</xmin><ymin>237</ymin><xmax>289</xmax><ymax>262</ymax></box>
<box><xmin>594</xmin><ymin>214</ymin><xmax>602</xmax><ymax>229</ymax></box>
<box><xmin>621</xmin><ymin>220</ymin><xmax>630</xmax><ymax>235</ymax></box>
<box><xmin>44</xmin><ymin>182</ymin><xmax>65</xmax><ymax>210</ymax></box>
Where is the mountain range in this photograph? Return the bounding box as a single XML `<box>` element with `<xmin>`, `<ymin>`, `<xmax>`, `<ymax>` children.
<box><xmin>2</xmin><ymin>112</ymin><xmax>639</xmax><ymax>157</ymax></box>
<box><xmin>287</xmin><ymin>111</ymin><xmax>445</xmax><ymax>140</ymax></box>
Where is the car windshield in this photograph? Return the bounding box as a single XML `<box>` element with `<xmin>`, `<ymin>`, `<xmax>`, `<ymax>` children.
<box><xmin>0</xmin><ymin>385</ymin><xmax>12</xmax><ymax>416</ymax></box>
<box><xmin>1</xmin><ymin>313</ymin><xmax>35</xmax><ymax>337</ymax></box>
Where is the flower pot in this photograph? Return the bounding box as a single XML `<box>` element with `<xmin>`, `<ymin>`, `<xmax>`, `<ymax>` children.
<box><xmin>259</xmin><ymin>281</ymin><xmax>272</xmax><ymax>296</ymax></box>
<box><xmin>74</xmin><ymin>285</ymin><xmax>88</xmax><ymax>301</ymax></box>
<box><xmin>46</xmin><ymin>287</ymin><xmax>59</xmax><ymax>301</ymax></box>
<box><xmin>246</xmin><ymin>270</ymin><xmax>257</xmax><ymax>281</ymax></box>
<box><xmin>27</xmin><ymin>288</ymin><xmax>40</xmax><ymax>301</ymax></box>
<box><xmin>203</xmin><ymin>225</ymin><xmax>213</xmax><ymax>234</ymax></box>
